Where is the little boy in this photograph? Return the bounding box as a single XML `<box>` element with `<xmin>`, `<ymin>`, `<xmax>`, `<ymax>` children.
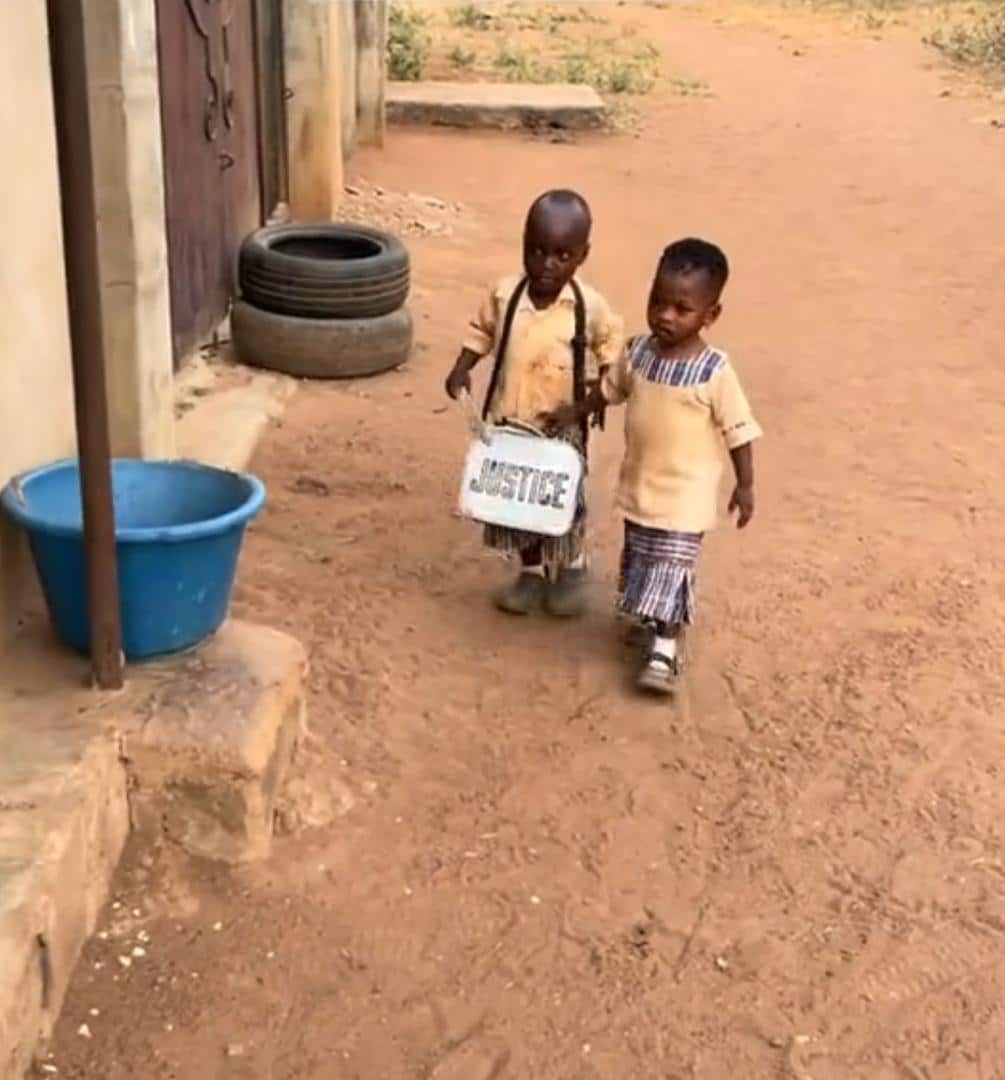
<box><xmin>545</xmin><ymin>238</ymin><xmax>762</xmax><ymax>693</ymax></box>
<box><xmin>446</xmin><ymin>189</ymin><xmax>624</xmax><ymax>616</ymax></box>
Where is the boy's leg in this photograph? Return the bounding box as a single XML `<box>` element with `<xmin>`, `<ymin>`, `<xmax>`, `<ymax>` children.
<box><xmin>543</xmin><ymin>518</ymin><xmax>588</xmax><ymax>618</ymax></box>
<box><xmin>495</xmin><ymin>540</ymin><xmax>546</xmax><ymax>614</ymax></box>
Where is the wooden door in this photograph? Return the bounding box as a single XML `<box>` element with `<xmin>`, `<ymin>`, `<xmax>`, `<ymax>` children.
<box><xmin>156</xmin><ymin>0</ymin><xmax>265</xmax><ymax>364</ymax></box>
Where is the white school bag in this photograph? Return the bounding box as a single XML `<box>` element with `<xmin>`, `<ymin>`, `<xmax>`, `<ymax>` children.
<box><xmin>458</xmin><ymin>412</ymin><xmax>584</xmax><ymax>537</ymax></box>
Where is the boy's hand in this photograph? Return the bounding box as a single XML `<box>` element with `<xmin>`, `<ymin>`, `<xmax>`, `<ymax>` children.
<box><xmin>445</xmin><ymin>365</ymin><xmax>471</xmax><ymax>400</ymax></box>
<box><xmin>728</xmin><ymin>484</ymin><xmax>755</xmax><ymax>528</ymax></box>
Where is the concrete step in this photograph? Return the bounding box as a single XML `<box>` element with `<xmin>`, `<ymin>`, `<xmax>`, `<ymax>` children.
<box><xmin>0</xmin><ymin>618</ymin><xmax>306</xmax><ymax>1078</ymax></box>
<box><xmin>0</xmin><ymin>691</ymin><xmax>128</xmax><ymax>1080</ymax></box>
<box><xmin>387</xmin><ymin>80</ymin><xmax>607</xmax><ymax>131</ymax></box>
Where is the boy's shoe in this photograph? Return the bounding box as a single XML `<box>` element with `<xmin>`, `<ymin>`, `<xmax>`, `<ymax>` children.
<box><xmin>495</xmin><ymin>571</ymin><xmax>546</xmax><ymax>615</ymax></box>
<box><xmin>636</xmin><ymin>651</ymin><xmax>681</xmax><ymax>696</ymax></box>
<box><xmin>545</xmin><ymin>567</ymin><xmax>588</xmax><ymax>618</ymax></box>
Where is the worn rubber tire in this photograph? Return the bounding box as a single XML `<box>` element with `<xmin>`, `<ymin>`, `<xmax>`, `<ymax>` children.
<box><xmin>238</xmin><ymin>222</ymin><xmax>410</xmax><ymax>320</ymax></box>
<box><xmin>232</xmin><ymin>300</ymin><xmax>413</xmax><ymax>379</ymax></box>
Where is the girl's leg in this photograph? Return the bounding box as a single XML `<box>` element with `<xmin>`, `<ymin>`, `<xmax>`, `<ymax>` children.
<box><xmin>637</xmin><ymin>621</ymin><xmax>683</xmax><ymax>695</ymax></box>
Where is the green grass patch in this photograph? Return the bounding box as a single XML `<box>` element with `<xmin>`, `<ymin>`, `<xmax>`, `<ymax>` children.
<box><xmin>387</xmin><ymin>5</ymin><xmax>430</xmax><ymax>81</ymax></box>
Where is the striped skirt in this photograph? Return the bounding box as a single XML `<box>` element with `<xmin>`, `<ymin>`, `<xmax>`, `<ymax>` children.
<box><xmin>618</xmin><ymin>522</ymin><xmax>703</xmax><ymax>627</ymax></box>
<box><xmin>483</xmin><ymin>426</ymin><xmax>587</xmax><ymax>569</ymax></box>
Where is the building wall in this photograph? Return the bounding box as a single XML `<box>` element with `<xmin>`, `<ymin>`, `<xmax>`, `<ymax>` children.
<box><xmin>85</xmin><ymin>0</ymin><xmax>175</xmax><ymax>460</ymax></box>
<box><xmin>0</xmin><ymin>0</ymin><xmax>77</xmax><ymax>640</ymax></box>
<box><xmin>286</xmin><ymin>0</ymin><xmax>384</xmax><ymax>221</ymax></box>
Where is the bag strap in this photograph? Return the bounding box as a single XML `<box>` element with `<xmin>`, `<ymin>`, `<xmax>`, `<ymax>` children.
<box><xmin>481</xmin><ymin>277</ymin><xmax>528</xmax><ymax>422</ymax></box>
<box><xmin>483</xmin><ymin>276</ymin><xmax>594</xmax><ymax>448</ymax></box>
<box><xmin>569</xmin><ymin>279</ymin><xmax>593</xmax><ymax>447</ymax></box>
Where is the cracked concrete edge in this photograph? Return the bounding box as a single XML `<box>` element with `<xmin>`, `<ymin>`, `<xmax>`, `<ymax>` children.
<box><xmin>0</xmin><ymin>734</ymin><xmax>129</xmax><ymax>1080</ymax></box>
<box><xmin>174</xmin><ymin>351</ymin><xmax>298</xmax><ymax>474</ymax></box>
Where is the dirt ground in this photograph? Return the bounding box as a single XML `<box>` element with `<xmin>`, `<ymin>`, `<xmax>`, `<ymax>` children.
<box><xmin>46</xmin><ymin>5</ymin><xmax>1005</xmax><ymax>1079</ymax></box>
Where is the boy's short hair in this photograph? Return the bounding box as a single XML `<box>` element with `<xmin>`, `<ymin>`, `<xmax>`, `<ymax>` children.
<box><xmin>659</xmin><ymin>238</ymin><xmax>729</xmax><ymax>295</ymax></box>
<box><xmin>527</xmin><ymin>189</ymin><xmax>593</xmax><ymax>230</ymax></box>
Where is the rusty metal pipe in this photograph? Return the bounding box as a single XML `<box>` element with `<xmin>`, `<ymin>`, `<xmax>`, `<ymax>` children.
<box><xmin>46</xmin><ymin>0</ymin><xmax>124</xmax><ymax>689</ymax></box>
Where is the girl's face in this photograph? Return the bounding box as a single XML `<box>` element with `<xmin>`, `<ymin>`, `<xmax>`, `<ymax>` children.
<box><xmin>647</xmin><ymin>268</ymin><xmax>721</xmax><ymax>350</ymax></box>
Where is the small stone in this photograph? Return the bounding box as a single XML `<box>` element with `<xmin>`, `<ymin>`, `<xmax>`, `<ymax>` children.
<box><xmin>530</xmin><ymin>895</ymin><xmax>541</xmax><ymax>905</ymax></box>
<box><xmin>714</xmin><ymin>956</ymin><xmax>729</xmax><ymax>971</ymax></box>
<box><xmin>226</xmin><ymin>1043</ymin><xmax>246</xmax><ymax>1058</ymax></box>
<box><xmin>77</xmin><ymin>1024</ymin><xmax>93</xmax><ymax>1040</ymax></box>
<box><xmin>137</xmin><ymin>930</ymin><xmax>150</xmax><ymax>944</ymax></box>
<box><xmin>213</xmin><ymin>921</ymin><xmax>223</xmax><ymax>932</ymax></box>
<box><xmin>132</xmin><ymin>946</ymin><xmax>147</xmax><ymax>958</ymax></box>
<box><xmin>132</xmin><ymin>909</ymin><xmax>142</xmax><ymax>918</ymax></box>
<box><xmin>344</xmin><ymin>184</ymin><xmax>362</xmax><ymax>196</ymax></box>
<box><xmin>97</xmin><ymin>931</ymin><xmax>109</xmax><ymax>941</ymax></box>
<box><xmin>89</xmin><ymin>1008</ymin><xmax>100</xmax><ymax>1018</ymax></box>
<box><xmin>41</xmin><ymin>1066</ymin><xmax>59</xmax><ymax>1075</ymax></box>
<box><xmin>117</xmin><ymin>956</ymin><xmax>132</xmax><ymax>969</ymax></box>
<box><xmin>266</xmin><ymin>951</ymin><xmax>276</xmax><ymax>960</ymax></box>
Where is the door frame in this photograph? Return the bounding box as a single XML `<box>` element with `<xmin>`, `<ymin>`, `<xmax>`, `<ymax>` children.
<box><xmin>253</xmin><ymin>0</ymin><xmax>289</xmax><ymax>221</ymax></box>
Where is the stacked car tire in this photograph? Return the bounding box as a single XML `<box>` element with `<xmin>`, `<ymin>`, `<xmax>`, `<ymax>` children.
<box><xmin>232</xmin><ymin>223</ymin><xmax>413</xmax><ymax>379</ymax></box>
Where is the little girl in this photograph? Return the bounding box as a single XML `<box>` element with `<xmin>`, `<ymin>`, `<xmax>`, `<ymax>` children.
<box><xmin>545</xmin><ymin>238</ymin><xmax>762</xmax><ymax>693</ymax></box>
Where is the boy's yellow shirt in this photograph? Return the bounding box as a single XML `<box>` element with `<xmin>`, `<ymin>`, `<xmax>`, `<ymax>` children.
<box><xmin>464</xmin><ymin>276</ymin><xmax>624</xmax><ymax>424</ymax></box>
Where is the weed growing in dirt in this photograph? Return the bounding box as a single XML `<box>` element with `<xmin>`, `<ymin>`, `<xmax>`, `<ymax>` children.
<box><xmin>449</xmin><ymin>3</ymin><xmax>492</xmax><ymax>30</ymax></box>
<box><xmin>494</xmin><ymin>43</ymin><xmax>542</xmax><ymax>82</ymax></box>
<box><xmin>667</xmin><ymin>76</ymin><xmax>711</xmax><ymax>97</ymax></box>
<box><xmin>494</xmin><ymin>37</ymin><xmax>661</xmax><ymax>95</ymax></box>
<box><xmin>387</xmin><ymin>4</ymin><xmax>430</xmax><ymax>82</ymax></box>
<box><xmin>448</xmin><ymin>44</ymin><xmax>477</xmax><ymax>69</ymax></box>
<box><xmin>926</xmin><ymin>9</ymin><xmax>1005</xmax><ymax>71</ymax></box>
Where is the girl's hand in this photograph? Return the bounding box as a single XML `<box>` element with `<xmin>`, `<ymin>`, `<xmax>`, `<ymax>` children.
<box><xmin>538</xmin><ymin>403</ymin><xmax>581</xmax><ymax>434</ymax></box>
<box><xmin>728</xmin><ymin>484</ymin><xmax>755</xmax><ymax>528</ymax></box>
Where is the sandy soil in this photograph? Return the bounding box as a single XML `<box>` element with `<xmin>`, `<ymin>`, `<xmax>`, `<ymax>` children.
<box><xmin>45</xmin><ymin>5</ymin><xmax>1005</xmax><ymax>1079</ymax></box>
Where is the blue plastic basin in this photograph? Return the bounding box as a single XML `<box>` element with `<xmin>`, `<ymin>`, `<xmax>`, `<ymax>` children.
<box><xmin>1</xmin><ymin>459</ymin><xmax>266</xmax><ymax>660</ymax></box>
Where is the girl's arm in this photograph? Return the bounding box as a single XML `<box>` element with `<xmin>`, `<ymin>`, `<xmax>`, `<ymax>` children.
<box><xmin>727</xmin><ymin>442</ymin><xmax>755</xmax><ymax>528</ymax></box>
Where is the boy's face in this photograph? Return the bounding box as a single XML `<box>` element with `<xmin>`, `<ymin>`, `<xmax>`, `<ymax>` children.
<box><xmin>523</xmin><ymin>210</ymin><xmax>590</xmax><ymax>296</ymax></box>
<box><xmin>647</xmin><ymin>268</ymin><xmax>721</xmax><ymax>350</ymax></box>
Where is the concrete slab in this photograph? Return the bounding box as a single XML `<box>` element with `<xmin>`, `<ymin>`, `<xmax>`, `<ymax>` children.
<box><xmin>387</xmin><ymin>80</ymin><xmax>606</xmax><ymax>131</ymax></box>
<box><xmin>175</xmin><ymin>351</ymin><xmax>296</xmax><ymax>473</ymax></box>
<box><xmin>121</xmin><ymin>621</ymin><xmax>308</xmax><ymax>863</ymax></box>
<box><xmin>0</xmin><ymin>637</ymin><xmax>128</xmax><ymax>1080</ymax></box>
<box><xmin>0</xmin><ymin>619</ymin><xmax>306</xmax><ymax>1075</ymax></box>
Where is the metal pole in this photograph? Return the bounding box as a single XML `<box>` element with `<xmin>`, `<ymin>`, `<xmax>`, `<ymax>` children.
<box><xmin>46</xmin><ymin>0</ymin><xmax>124</xmax><ymax>689</ymax></box>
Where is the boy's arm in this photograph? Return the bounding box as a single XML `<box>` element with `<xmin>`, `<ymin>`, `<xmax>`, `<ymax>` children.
<box><xmin>446</xmin><ymin>288</ymin><xmax>498</xmax><ymax>399</ymax></box>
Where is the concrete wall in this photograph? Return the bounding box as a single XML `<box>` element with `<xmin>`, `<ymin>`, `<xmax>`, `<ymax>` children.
<box><xmin>0</xmin><ymin>0</ymin><xmax>77</xmax><ymax>640</ymax></box>
<box><xmin>85</xmin><ymin>0</ymin><xmax>175</xmax><ymax>460</ymax></box>
<box><xmin>286</xmin><ymin>0</ymin><xmax>385</xmax><ymax>221</ymax></box>
<box><xmin>285</xmin><ymin>0</ymin><xmax>342</xmax><ymax>219</ymax></box>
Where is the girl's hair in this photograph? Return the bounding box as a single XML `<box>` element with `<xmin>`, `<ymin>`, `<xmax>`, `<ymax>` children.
<box><xmin>659</xmin><ymin>238</ymin><xmax>729</xmax><ymax>295</ymax></box>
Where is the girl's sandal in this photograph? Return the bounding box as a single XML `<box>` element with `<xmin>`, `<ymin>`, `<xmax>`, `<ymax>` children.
<box><xmin>637</xmin><ymin>652</ymin><xmax>680</xmax><ymax>696</ymax></box>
